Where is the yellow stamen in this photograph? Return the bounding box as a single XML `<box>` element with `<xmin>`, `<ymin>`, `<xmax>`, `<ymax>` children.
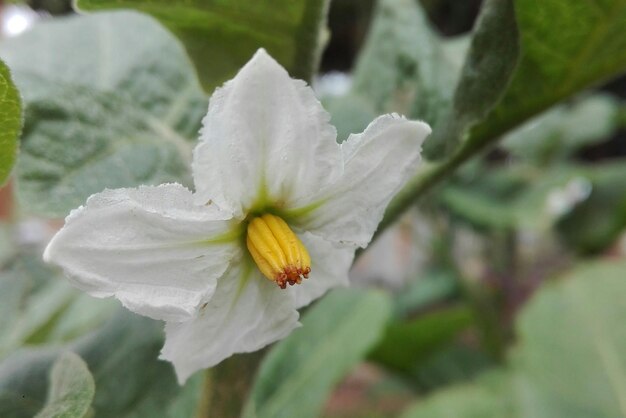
<box><xmin>246</xmin><ymin>214</ymin><xmax>311</xmax><ymax>289</ymax></box>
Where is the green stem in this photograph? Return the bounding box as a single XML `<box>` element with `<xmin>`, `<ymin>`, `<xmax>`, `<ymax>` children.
<box><xmin>198</xmin><ymin>351</ymin><xmax>265</xmax><ymax>418</ymax></box>
<box><xmin>358</xmin><ymin>127</ymin><xmax>499</xmax><ymax>260</ymax></box>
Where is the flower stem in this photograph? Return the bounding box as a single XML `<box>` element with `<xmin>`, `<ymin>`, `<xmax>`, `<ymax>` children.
<box><xmin>197</xmin><ymin>351</ymin><xmax>265</xmax><ymax>418</ymax></box>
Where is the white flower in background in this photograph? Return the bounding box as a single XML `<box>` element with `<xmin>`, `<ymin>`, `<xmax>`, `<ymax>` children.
<box><xmin>44</xmin><ymin>49</ymin><xmax>431</xmax><ymax>383</ymax></box>
<box><xmin>350</xmin><ymin>213</ymin><xmax>432</xmax><ymax>290</ymax></box>
<box><xmin>545</xmin><ymin>177</ymin><xmax>592</xmax><ymax>217</ymax></box>
<box><xmin>313</xmin><ymin>71</ymin><xmax>352</xmax><ymax>97</ymax></box>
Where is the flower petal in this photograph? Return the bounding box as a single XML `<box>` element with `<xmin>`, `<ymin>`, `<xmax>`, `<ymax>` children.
<box><xmin>44</xmin><ymin>184</ymin><xmax>239</xmax><ymax>322</ymax></box>
<box><xmin>192</xmin><ymin>49</ymin><xmax>343</xmax><ymax>218</ymax></box>
<box><xmin>289</xmin><ymin>232</ymin><xmax>355</xmax><ymax>309</ymax></box>
<box><xmin>160</xmin><ymin>265</ymin><xmax>299</xmax><ymax>383</ymax></box>
<box><xmin>291</xmin><ymin>114</ymin><xmax>431</xmax><ymax>248</ymax></box>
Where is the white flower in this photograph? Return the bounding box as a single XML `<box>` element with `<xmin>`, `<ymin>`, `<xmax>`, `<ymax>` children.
<box><xmin>44</xmin><ymin>49</ymin><xmax>431</xmax><ymax>383</ymax></box>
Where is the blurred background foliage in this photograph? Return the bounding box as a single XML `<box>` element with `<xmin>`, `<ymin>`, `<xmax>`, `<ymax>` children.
<box><xmin>0</xmin><ymin>0</ymin><xmax>625</xmax><ymax>417</ymax></box>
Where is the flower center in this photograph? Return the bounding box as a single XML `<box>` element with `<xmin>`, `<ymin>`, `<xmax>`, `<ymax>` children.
<box><xmin>246</xmin><ymin>214</ymin><xmax>311</xmax><ymax>289</ymax></box>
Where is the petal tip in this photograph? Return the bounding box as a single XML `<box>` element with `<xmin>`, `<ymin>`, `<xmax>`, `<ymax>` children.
<box><xmin>252</xmin><ymin>47</ymin><xmax>269</xmax><ymax>58</ymax></box>
<box><xmin>244</xmin><ymin>47</ymin><xmax>287</xmax><ymax>76</ymax></box>
<box><xmin>42</xmin><ymin>239</ymin><xmax>55</xmax><ymax>263</ymax></box>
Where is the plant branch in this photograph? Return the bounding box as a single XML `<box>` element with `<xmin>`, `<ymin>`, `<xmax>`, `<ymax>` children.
<box><xmin>357</xmin><ymin>129</ymin><xmax>497</xmax><ymax>261</ymax></box>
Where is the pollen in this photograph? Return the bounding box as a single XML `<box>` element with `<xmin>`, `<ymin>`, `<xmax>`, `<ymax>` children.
<box><xmin>246</xmin><ymin>214</ymin><xmax>311</xmax><ymax>289</ymax></box>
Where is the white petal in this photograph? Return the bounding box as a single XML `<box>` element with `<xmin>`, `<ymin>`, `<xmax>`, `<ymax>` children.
<box><xmin>160</xmin><ymin>265</ymin><xmax>299</xmax><ymax>383</ymax></box>
<box><xmin>289</xmin><ymin>232</ymin><xmax>355</xmax><ymax>309</ymax></box>
<box><xmin>192</xmin><ymin>49</ymin><xmax>343</xmax><ymax>218</ymax></box>
<box><xmin>291</xmin><ymin>114</ymin><xmax>431</xmax><ymax>248</ymax></box>
<box><xmin>44</xmin><ymin>184</ymin><xmax>239</xmax><ymax>322</ymax></box>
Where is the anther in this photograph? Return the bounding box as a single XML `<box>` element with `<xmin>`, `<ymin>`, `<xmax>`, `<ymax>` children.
<box><xmin>246</xmin><ymin>214</ymin><xmax>312</xmax><ymax>289</ymax></box>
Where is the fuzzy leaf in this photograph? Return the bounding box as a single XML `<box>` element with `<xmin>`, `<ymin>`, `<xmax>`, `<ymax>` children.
<box><xmin>75</xmin><ymin>0</ymin><xmax>330</xmax><ymax>92</ymax></box>
<box><xmin>0</xmin><ymin>12</ymin><xmax>206</xmax><ymax>217</ymax></box>
<box><xmin>35</xmin><ymin>352</ymin><xmax>95</xmax><ymax>418</ymax></box>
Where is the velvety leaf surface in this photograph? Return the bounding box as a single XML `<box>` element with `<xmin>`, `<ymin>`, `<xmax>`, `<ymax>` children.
<box><xmin>425</xmin><ymin>0</ymin><xmax>519</xmax><ymax>157</ymax></box>
<box><xmin>0</xmin><ymin>12</ymin><xmax>206</xmax><ymax>217</ymax></box>
<box><xmin>35</xmin><ymin>352</ymin><xmax>95</xmax><ymax>418</ymax></box>
<box><xmin>75</xmin><ymin>0</ymin><xmax>330</xmax><ymax>92</ymax></box>
<box><xmin>352</xmin><ymin>0</ymin><xmax>464</xmax><ymax>127</ymax></box>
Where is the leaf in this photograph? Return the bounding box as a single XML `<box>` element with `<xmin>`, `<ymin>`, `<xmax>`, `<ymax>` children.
<box><xmin>399</xmin><ymin>259</ymin><xmax>626</xmax><ymax>418</ymax></box>
<box><xmin>393</xmin><ymin>270</ymin><xmax>460</xmax><ymax>318</ymax></box>
<box><xmin>0</xmin><ymin>59</ymin><xmax>22</xmax><ymax>186</ymax></box>
<box><xmin>243</xmin><ymin>288</ymin><xmax>392</xmax><ymax>418</ymax></box>
<box><xmin>17</xmin><ymin>82</ymin><xmax>192</xmax><ymax>217</ymax></box>
<box><xmin>501</xmin><ymin>94</ymin><xmax>619</xmax><ymax>163</ymax></box>
<box><xmin>556</xmin><ymin>161</ymin><xmax>626</xmax><ymax>254</ymax></box>
<box><xmin>514</xmin><ymin>260</ymin><xmax>626</xmax><ymax>416</ymax></box>
<box><xmin>351</xmin><ymin>0</ymin><xmax>464</xmax><ymax>127</ymax></box>
<box><xmin>441</xmin><ymin>160</ymin><xmax>626</xmax><ymax>235</ymax></box>
<box><xmin>75</xmin><ymin>0</ymin><xmax>330</xmax><ymax>92</ymax></box>
<box><xmin>0</xmin><ymin>310</ymin><xmax>203</xmax><ymax>418</ymax></box>
<box><xmin>370</xmin><ymin>306</ymin><xmax>474</xmax><ymax>372</ymax></box>
<box><xmin>470</xmin><ymin>0</ymin><xmax>626</xmax><ymax>146</ymax></box>
<box><xmin>372</xmin><ymin>0</ymin><xmax>626</xmax><ymax>237</ymax></box>
<box><xmin>424</xmin><ymin>0</ymin><xmax>519</xmax><ymax>158</ymax></box>
<box><xmin>400</xmin><ymin>372</ymin><xmax>511</xmax><ymax>418</ymax></box>
<box><xmin>0</xmin><ymin>11</ymin><xmax>206</xmax><ymax>217</ymax></box>
<box><xmin>35</xmin><ymin>352</ymin><xmax>95</xmax><ymax>418</ymax></box>
<box><xmin>410</xmin><ymin>345</ymin><xmax>493</xmax><ymax>392</ymax></box>
<box><xmin>0</xmin><ymin>251</ymin><xmax>116</xmax><ymax>360</ymax></box>
<box><xmin>322</xmin><ymin>94</ymin><xmax>377</xmax><ymax>143</ymax></box>
<box><xmin>440</xmin><ymin>186</ymin><xmax>516</xmax><ymax>230</ymax></box>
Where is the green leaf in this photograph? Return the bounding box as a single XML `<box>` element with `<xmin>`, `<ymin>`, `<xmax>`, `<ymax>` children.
<box><xmin>0</xmin><ymin>11</ymin><xmax>206</xmax><ymax>217</ymax></box>
<box><xmin>35</xmin><ymin>352</ymin><xmax>95</xmax><ymax>418</ymax></box>
<box><xmin>440</xmin><ymin>186</ymin><xmax>516</xmax><ymax>230</ymax></box>
<box><xmin>0</xmin><ymin>311</ymin><xmax>203</xmax><ymax>418</ymax></box>
<box><xmin>75</xmin><ymin>0</ymin><xmax>330</xmax><ymax>93</ymax></box>
<box><xmin>352</xmin><ymin>0</ymin><xmax>464</xmax><ymax>126</ymax></box>
<box><xmin>322</xmin><ymin>93</ymin><xmax>377</xmax><ymax>143</ymax></box>
<box><xmin>400</xmin><ymin>259</ymin><xmax>626</xmax><ymax>418</ymax></box>
<box><xmin>514</xmin><ymin>260</ymin><xmax>626</xmax><ymax>416</ymax></box>
<box><xmin>243</xmin><ymin>288</ymin><xmax>392</xmax><ymax>418</ymax></box>
<box><xmin>410</xmin><ymin>345</ymin><xmax>493</xmax><ymax>392</ymax></box>
<box><xmin>512</xmin><ymin>373</ymin><xmax>597</xmax><ymax>418</ymax></box>
<box><xmin>370</xmin><ymin>306</ymin><xmax>474</xmax><ymax>372</ymax></box>
<box><xmin>393</xmin><ymin>270</ymin><xmax>459</xmax><ymax>318</ymax></box>
<box><xmin>400</xmin><ymin>372</ymin><xmax>510</xmax><ymax>418</ymax></box>
<box><xmin>0</xmin><ymin>59</ymin><xmax>22</xmax><ymax>186</ymax></box>
<box><xmin>470</xmin><ymin>0</ymin><xmax>626</xmax><ymax>146</ymax></box>
<box><xmin>441</xmin><ymin>160</ymin><xmax>626</xmax><ymax>235</ymax></box>
<box><xmin>0</xmin><ymin>251</ymin><xmax>116</xmax><ymax>360</ymax></box>
<box><xmin>501</xmin><ymin>94</ymin><xmax>619</xmax><ymax>163</ymax></box>
<box><xmin>424</xmin><ymin>0</ymin><xmax>519</xmax><ymax>158</ymax></box>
